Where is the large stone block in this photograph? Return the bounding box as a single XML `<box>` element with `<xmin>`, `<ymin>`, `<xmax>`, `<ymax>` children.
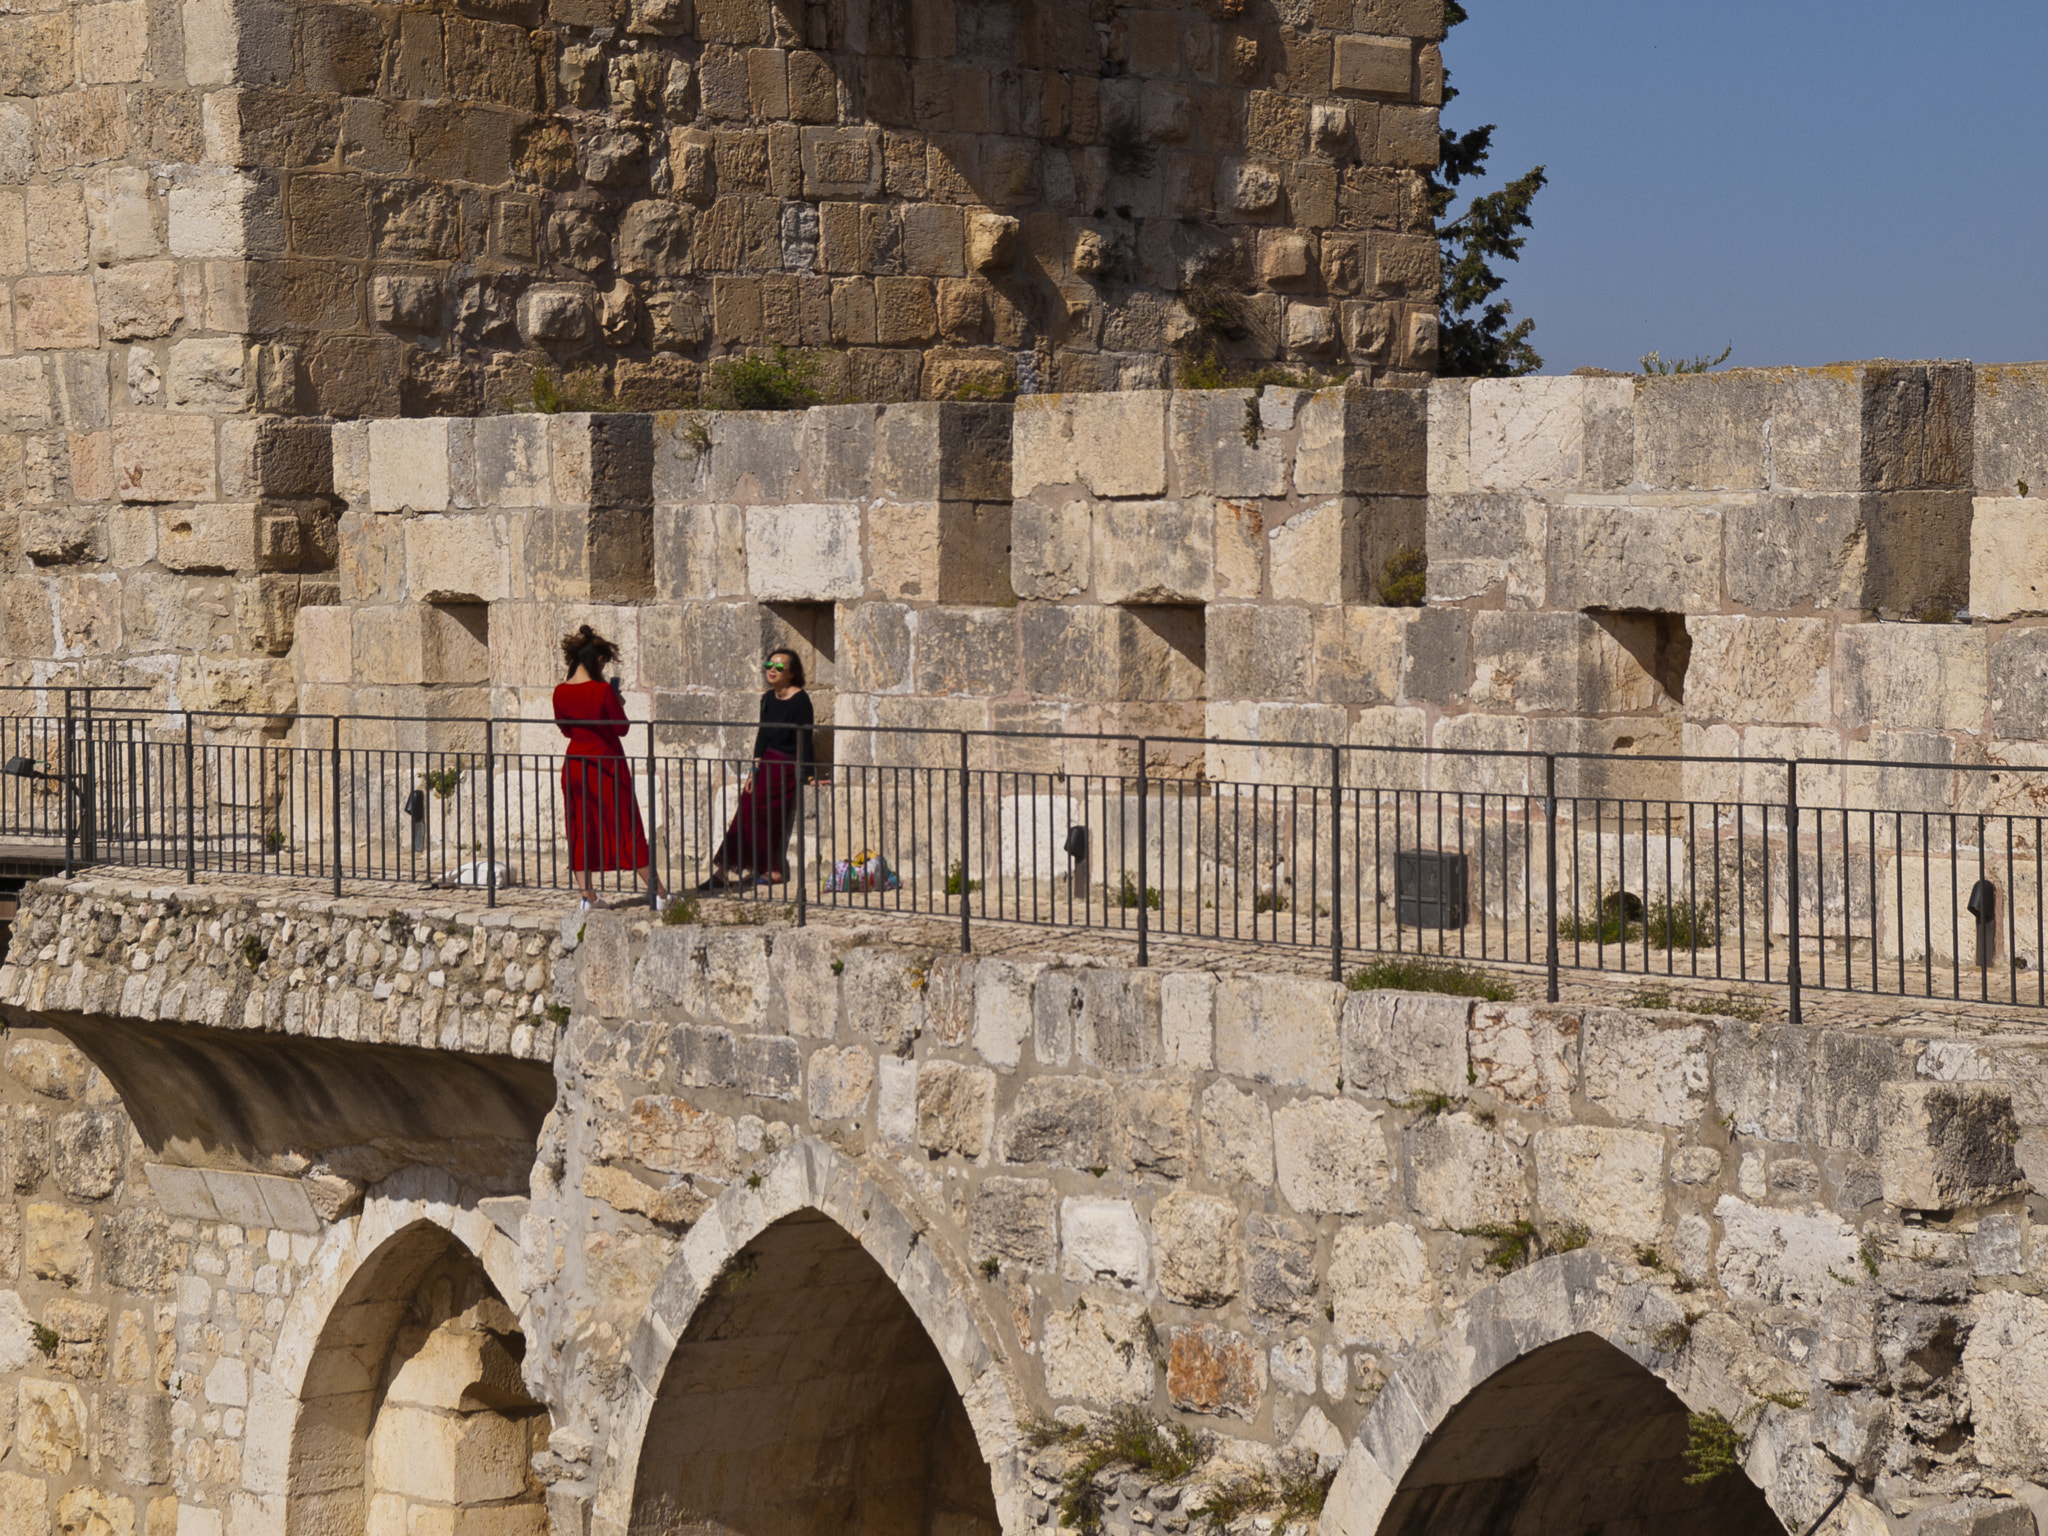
<box><xmin>969</xmin><ymin>1176</ymin><xmax>1056</xmax><ymax>1272</ymax></box>
<box><xmin>1976</xmin><ymin>363</ymin><xmax>2048</xmax><ymax>495</ymax></box>
<box><xmin>1312</xmin><ymin>605</ymin><xmax>1408</xmax><ymax>706</ymax></box>
<box><xmin>874</xmin><ymin>401</ymin><xmax>1012</xmax><ymax>502</ymax></box>
<box><xmin>1216</xmin><ymin>975</ymin><xmax>1341</xmax><ymax>1090</ymax></box>
<box><xmin>1151</xmin><ymin>1189</ymin><xmax>1238</xmax><ymax>1305</ymax></box>
<box><xmin>910</xmin><ymin>605</ymin><xmax>1015</xmax><ymax>696</ymax></box>
<box><xmin>742</xmin><ymin>503</ymin><xmax>861</xmax><ymax>599</ymax></box>
<box><xmin>1170</xmin><ymin>389</ymin><xmax>1289</xmax><ymax>498</ymax></box>
<box><xmin>156</xmin><ymin>503</ymin><xmax>256</xmax><ymax>574</ymax></box>
<box><xmin>864</xmin><ymin>500</ymin><xmax>1012</xmax><ymax>603</ymax></box>
<box><xmin>1164</xmin><ymin>1323</ymin><xmax>1265</xmax><ymax>1420</ymax></box>
<box><xmin>1330</xmin><ymin>1222</ymin><xmax>1430</xmax><ymax>1349</ymax></box>
<box><xmin>1580</xmin><ymin>1009</ymin><xmax>1708</xmax><ymax>1128</ymax></box>
<box><xmin>1208</xmin><ymin>604</ymin><xmax>1313</xmax><ymax>702</ymax></box>
<box><xmin>1544</xmin><ymin>499</ymin><xmax>1723</xmax><ymax>612</ymax></box>
<box><xmin>1972</xmin><ymin>497</ymin><xmax>2048</xmax><ymax>620</ymax></box>
<box><xmin>1041</xmin><ymin>1298</ymin><xmax>1153</xmax><ymax>1405</ymax></box>
<box><xmin>997</xmin><ymin>1075</ymin><xmax>1114</xmax><ymax>1169</ymax></box>
<box><xmin>1094</xmin><ymin>499</ymin><xmax>1216</xmax><ymax>604</ymax></box>
<box><xmin>1425</xmin><ymin>492</ymin><xmax>1545</xmax><ymax>606</ymax></box>
<box><xmin>1713</xmin><ymin>1194</ymin><xmax>1859</xmax><ymax>1309</ymax></box>
<box><xmin>1060</xmin><ymin>1197</ymin><xmax>1147</xmax><ymax>1287</ymax></box>
<box><xmin>1010</xmin><ymin>497</ymin><xmax>1090</xmax><ymax>600</ymax></box>
<box><xmin>1469</xmin><ymin>610</ymin><xmax>1664</xmax><ymax>714</ymax></box>
<box><xmin>1962</xmin><ymin>1291</ymin><xmax>2048</xmax><ymax>1481</ymax></box>
<box><xmin>406</xmin><ymin>515</ymin><xmax>511</xmax><ymax>603</ymax></box>
<box><xmin>113</xmin><ymin>415</ymin><xmax>215</xmax><ymax>503</ymax></box>
<box><xmin>654</xmin><ymin>503</ymin><xmax>748</xmax><ymax>600</ymax></box>
<box><xmin>1295</xmin><ymin>386</ymin><xmax>1426</xmax><ymax>495</ymax></box>
<box><xmin>1773</xmin><ymin>362</ymin><xmax>1972</xmax><ymax>492</ymax></box>
<box><xmin>1013</xmin><ymin>391</ymin><xmax>1166</xmax><ymax>498</ymax></box>
<box><xmin>1341</xmin><ymin>990</ymin><xmax>1469</xmax><ymax>1101</ymax></box>
<box><xmin>1467</xmin><ymin>376</ymin><xmax>1633</xmax><ymax>491</ymax></box>
<box><xmin>1837</xmin><ymin>622</ymin><xmax>1986</xmax><ymax>735</ymax></box>
<box><xmin>1200</xmin><ymin>1078</ymin><xmax>1272</xmax><ymax>1185</ymax></box>
<box><xmin>1274</xmin><ymin>1097</ymin><xmax>1387</xmax><ymax>1213</ymax></box>
<box><xmin>1879</xmin><ymin>1081</ymin><xmax>2023</xmax><ymax>1210</ymax></box>
<box><xmin>367</xmin><ymin>418</ymin><xmax>455</xmax><ymax>513</ymax></box>
<box><xmin>1683</xmin><ymin>616</ymin><xmax>1835</xmax><ymax>726</ymax></box>
<box><xmin>1532</xmin><ymin>1125</ymin><xmax>1664</xmax><ymax>1244</ymax></box>
<box><xmin>914</xmin><ymin>1059</ymin><xmax>993</xmax><ymax>1159</ymax></box>
<box><xmin>1634</xmin><ymin>371</ymin><xmax>1774</xmax><ymax>491</ymax></box>
<box><xmin>1403</xmin><ymin>1111</ymin><xmax>1525</xmax><ymax>1228</ymax></box>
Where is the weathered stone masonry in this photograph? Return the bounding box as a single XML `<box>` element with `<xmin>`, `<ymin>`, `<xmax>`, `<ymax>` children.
<box><xmin>7</xmin><ymin>880</ymin><xmax>2048</xmax><ymax>1533</ymax></box>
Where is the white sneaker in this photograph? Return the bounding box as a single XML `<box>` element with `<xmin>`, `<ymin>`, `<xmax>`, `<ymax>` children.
<box><xmin>578</xmin><ymin>897</ymin><xmax>595</xmax><ymax>913</ymax></box>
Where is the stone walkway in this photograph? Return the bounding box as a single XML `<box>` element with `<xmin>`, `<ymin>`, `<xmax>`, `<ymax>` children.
<box><xmin>23</xmin><ymin>864</ymin><xmax>2048</xmax><ymax>1043</ymax></box>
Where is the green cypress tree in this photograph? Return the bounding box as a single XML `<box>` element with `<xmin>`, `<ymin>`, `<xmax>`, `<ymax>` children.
<box><xmin>1432</xmin><ymin>2</ymin><xmax>1547</xmax><ymax>377</ymax></box>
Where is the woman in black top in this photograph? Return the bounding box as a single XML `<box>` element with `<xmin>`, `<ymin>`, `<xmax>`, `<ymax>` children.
<box><xmin>700</xmin><ymin>649</ymin><xmax>817</xmax><ymax>889</ymax></box>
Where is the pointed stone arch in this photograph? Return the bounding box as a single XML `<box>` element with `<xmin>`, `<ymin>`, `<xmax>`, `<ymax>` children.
<box><xmin>596</xmin><ymin>1137</ymin><xmax>1030</xmax><ymax>1536</ymax></box>
<box><xmin>1324</xmin><ymin>1252</ymin><xmax>1813</xmax><ymax>1536</ymax></box>
<box><xmin>236</xmin><ymin>1169</ymin><xmax>539</xmax><ymax>1536</ymax></box>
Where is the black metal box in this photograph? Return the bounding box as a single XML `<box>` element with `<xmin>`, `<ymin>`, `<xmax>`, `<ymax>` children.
<box><xmin>1396</xmin><ymin>849</ymin><xmax>1468</xmax><ymax>929</ymax></box>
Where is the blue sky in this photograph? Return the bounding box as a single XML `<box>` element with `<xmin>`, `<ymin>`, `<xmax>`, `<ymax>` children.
<box><xmin>1444</xmin><ymin>2</ymin><xmax>2048</xmax><ymax>374</ymax></box>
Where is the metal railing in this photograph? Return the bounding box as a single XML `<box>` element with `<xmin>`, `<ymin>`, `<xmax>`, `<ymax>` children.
<box><xmin>7</xmin><ymin>691</ymin><xmax>2048</xmax><ymax>1023</ymax></box>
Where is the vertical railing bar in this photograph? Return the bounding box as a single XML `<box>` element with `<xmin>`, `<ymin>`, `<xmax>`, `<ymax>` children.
<box><xmin>1787</xmin><ymin>760</ymin><xmax>1802</xmax><ymax>1025</ymax></box>
<box><xmin>1544</xmin><ymin>757</ymin><xmax>1559</xmax><ymax>1002</ymax></box>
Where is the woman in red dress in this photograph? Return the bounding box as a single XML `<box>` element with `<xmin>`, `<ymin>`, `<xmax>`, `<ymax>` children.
<box><xmin>553</xmin><ymin>625</ymin><xmax>664</xmax><ymax>910</ymax></box>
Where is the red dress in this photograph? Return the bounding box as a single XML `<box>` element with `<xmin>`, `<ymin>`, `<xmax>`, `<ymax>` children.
<box><xmin>554</xmin><ymin>680</ymin><xmax>650</xmax><ymax>872</ymax></box>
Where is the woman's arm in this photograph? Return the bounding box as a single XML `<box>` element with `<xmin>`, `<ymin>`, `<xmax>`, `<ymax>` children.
<box><xmin>795</xmin><ymin>690</ymin><xmax>816</xmax><ymax>782</ymax></box>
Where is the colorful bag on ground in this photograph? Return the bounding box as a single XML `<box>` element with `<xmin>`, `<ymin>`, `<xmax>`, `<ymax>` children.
<box><xmin>826</xmin><ymin>850</ymin><xmax>900</xmax><ymax>893</ymax></box>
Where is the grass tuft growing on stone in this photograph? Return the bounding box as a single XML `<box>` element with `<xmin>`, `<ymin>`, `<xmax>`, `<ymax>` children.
<box><xmin>706</xmin><ymin>346</ymin><xmax>821</xmax><ymax>410</ymax></box>
<box><xmin>1624</xmin><ymin>984</ymin><xmax>1772</xmax><ymax>1022</ymax></box>
<box><xmin>1118</xmin><ymin>873</ymin><xmax>1162</xmax><ymax>910</ymax></box>
<box><xmin>1032</xmin><ymin>1406</ymin><xmax>1208</xmax><ymax>1534</ymax></box>
<box><xmin>1380</xmin><ymin>545</ymin><xmax>1427</xmax><ymax>606</ymax></box>
<box><xmin>1346</xmin><ymin>955</ymin><xmax>1515</xmax><ymax>1001</ymax></box>
<box><xmin>661</xmin><ymin>894</ymin><xmax>700</xmax><ymax>926</ymax></box>
<box><xmin>1458</xmin><ymin>1219</ymin><xmax>1536</xmax><ymax>1273</ymax></box>
<box><xmin>1550</xmin><ymin>1220</ymin><xmax>1591</xmax><ymax>1253</ymax></box>
<box><xmin>1681</xmin><ymin>1409</ymin><xmax>1745</xmax><ymax>1485</ymax></box>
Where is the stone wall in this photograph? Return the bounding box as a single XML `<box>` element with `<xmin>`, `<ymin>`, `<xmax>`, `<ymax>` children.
<box><xmin>0</xmin><ymin>0</ymin><xmax>1444</xmax><ymax>717</ymax></box>
<box><xmin>0</xmin><ymin>1025</ymin><xmax>176</xmax><ymax>1536</ymax></box>
<box><xmin>8</xmin><ymin>878</ymin><xmax>2048</xmax><ymax>1534</ymax></box>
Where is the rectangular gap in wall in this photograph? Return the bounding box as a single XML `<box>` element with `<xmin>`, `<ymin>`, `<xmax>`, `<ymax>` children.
<box><xmin>1586</xmin><ymin>609</ymin><xmax>1690</xmax><ymax>704</ymax></box>
<box><xmin>1119</xmin><ymin>605</ymin><xmax>1206</xmax><ymax>701</ymax></box>
<box><xmin>768</xmin><ymin>602</ymin><xmax>835</xmax><ymax>770</ymax></box>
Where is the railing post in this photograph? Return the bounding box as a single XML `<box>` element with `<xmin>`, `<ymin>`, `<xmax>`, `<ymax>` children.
<box><xmin>330</xmin><ymin>716</ymin><xmax>343</xmax><ymax>899</ymax></box>
<box><xmin>1136</xmin><ymin>737</ymin><xmax>1149</xmax><ymax>968</ymax></box>
<box><xmin>1545</xmin><ymin>754</ymin><xmax>1559</xmax><ymax>1003</ymax></box>
<box><xmin>79</xmin><ymin>688</ymin><xmax>95</xmax><ymax>865</ymax></box>
<box><xmin>183</xmin><ymin>712</ymin><xmax>195</xmax><ymax>885</ymax></box>
<box><xmin>794</xmin><ymin>733</ymin><xmax>807</xmax><ymax>930</ymax></box>
<box><xmin>60</xmin><ymin>689</ymin><xmax>74</xmax><ymax>876</ymax></box>
<box><xmin>1329</xmin><ymin>745</ymin><xmax>1343</xmax><ymax>984</ymax></box>
<box><xmin>1786</xmin><ymin>757</ymin><xmax>1802</xmax><ymax>1024</ymax></box>
<box><xmin>957</xmin><ymin>731</ymin><xmax>970</xmax><ymax>955</ymax></box>
<box><xmin>485</xmin><ymin>719</ymin><xmax>497</xmax><ymax>910</ymax></box>
<box><xmin>643</xmin><ymin>715</ymin><xmax>657</xmax><ymax>912</ymax></box>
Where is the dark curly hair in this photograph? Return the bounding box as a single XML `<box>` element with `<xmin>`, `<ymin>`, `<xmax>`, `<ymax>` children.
<box><xmin>560</xmin><ymin>624</ymin><xmax>619</xmax><ymax>679</ymax></box>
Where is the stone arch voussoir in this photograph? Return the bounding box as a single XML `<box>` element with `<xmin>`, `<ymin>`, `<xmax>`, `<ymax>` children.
<box><xmin>1324</xmin><ymin>1250</ymin><xmax>1819</xmax><ymax>1536</ymax></box>
<box><xmin>597</xmin><ymin>1136</ymin><xmax>1029</xmax><ymax>1536</ymax></box>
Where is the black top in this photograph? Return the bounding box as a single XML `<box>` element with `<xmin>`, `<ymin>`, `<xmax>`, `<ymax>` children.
<box><xmin>753</xmin><ymin>689</ymin><xmax>815</xmax><ymax>780</ymax></box>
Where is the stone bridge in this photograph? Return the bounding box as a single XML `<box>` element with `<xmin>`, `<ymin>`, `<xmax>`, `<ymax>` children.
<box><xmin>0</xmin><ymin>875</ymin><xmax>2044</xmax><ymax>1536</ymax></box>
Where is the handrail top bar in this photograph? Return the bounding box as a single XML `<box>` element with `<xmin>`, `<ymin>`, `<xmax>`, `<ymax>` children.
<box><xmin>43</xmin><ymin>708</ymin><xmax>2042</xmax><ymax>777</ymax></box>
<box><xmin>0</xmin><ymin>684</ymin><xmax>152</xmax><ymax>692</ymax></box>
